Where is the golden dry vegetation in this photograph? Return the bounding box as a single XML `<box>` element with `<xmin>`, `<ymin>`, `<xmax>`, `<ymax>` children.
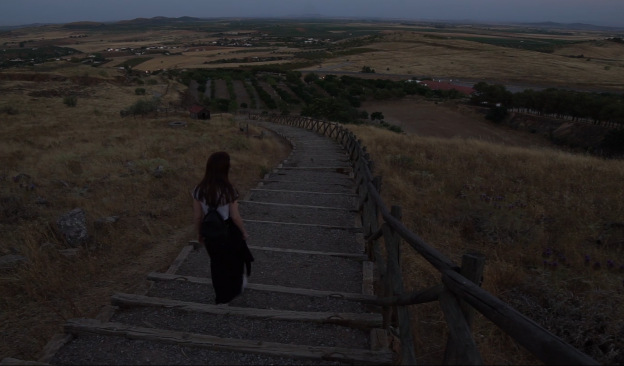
<box><xmin>301</xmin><ymin>33</ymin><xmax>624</xmax><ymax>90</ymax></box>
<box><xmin>349</xmin><ymin>125</ymin><xmax>624</xmax><ymax>364</ymax></box>
<box><xmin>0</xmin><ymin>76</ymin><xmax>288</xmax><ymax>360</ymax></box>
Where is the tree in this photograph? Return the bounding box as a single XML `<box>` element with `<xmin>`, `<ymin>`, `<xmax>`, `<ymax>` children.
<box><xmin>217</xmin><ymin>98</ymin><xmax>230</xmax><ymax>112</ymax></box>
<box><xmin>240</xmin><ymin>102</ymin><xmax>248</xmax><ymax>108</ymax></box>
<box><xmin>286</xmin><ymin>71</ymin><xmax>302</xmax><ymax>84</ymax></box>
<box><xmin>359</xmin><ymin>110</ymin><xmax>369</xmax><ymax>120</ymax></box>
<box><xmin>485</xmin><ymin>106</ymin><xmax>508</xmax><ymax>123</ymax></box>
<box><xmin>360</xmin><ymin>66</ymin><xmax>375</xmax><ymax>73</ymax></box>
<box><xmin>304</xmin><ymin>73</ymin><xmax>319</xmax><ymax>83</ymax></box>
<box><xmin>229</xmin><ymin>100</ymin><xmax>238</xmax><ymax>113</ymax></box>
<box><xmin>19</xmin><ymin>42</ymin><xmax>24</xmax><ymax>48</ymax></box>
<box><xmin>370</xmin><ymin>111</ymin><xmax>385</xmax><ymax>122</ymax></box>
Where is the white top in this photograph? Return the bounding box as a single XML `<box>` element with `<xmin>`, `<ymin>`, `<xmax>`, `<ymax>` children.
<box><xmin>193</xmin><ymin>187</ymin><xmax>230</xmax><ymax>220</ymax></box>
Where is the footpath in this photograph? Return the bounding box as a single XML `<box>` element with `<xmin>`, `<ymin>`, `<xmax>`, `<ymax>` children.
<box><xmin>1</xmin><ymin>121</ymin><xmax>393</xmax><ymax>365</ymax></box>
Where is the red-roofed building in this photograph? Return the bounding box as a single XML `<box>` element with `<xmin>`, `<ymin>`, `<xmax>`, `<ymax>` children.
<box><xmin>420</xmin><ymin>81</ymin><xmax>475</xmax><ymax>95</ymax></box>
<box><xmin>189</xmin><ymin>105</ymin><xmax>210</xmax><ymax>120</ymax></box>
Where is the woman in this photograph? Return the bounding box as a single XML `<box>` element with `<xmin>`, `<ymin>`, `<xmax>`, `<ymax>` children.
<box><xmin>193</xmin><ymin>152</ymin><xmax>253</xmax><ymax>304</ymax></box>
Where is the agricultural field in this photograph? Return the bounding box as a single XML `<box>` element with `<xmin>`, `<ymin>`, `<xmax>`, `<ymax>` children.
<box><xmin>299</xmin><ymin>32</ymin><xmax>624</xmax><ymax>90</ymax></box>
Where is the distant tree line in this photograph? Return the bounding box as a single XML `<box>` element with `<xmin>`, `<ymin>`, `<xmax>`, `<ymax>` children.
<box><xmin>471</xmin><ymin>82</ymin><xmax>624</xmax><ymax>125</ymax></box>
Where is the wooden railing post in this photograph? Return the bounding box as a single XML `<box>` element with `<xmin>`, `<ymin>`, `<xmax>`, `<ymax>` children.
<box><xmin>443</xmin><ymin>253</ymin><xmax>485</xmax><ymax>365</ymax></box>
<box><xmin>383</xmin><ymin>205</ymin><xmax>418</xmax><ymax>365</ymax></box>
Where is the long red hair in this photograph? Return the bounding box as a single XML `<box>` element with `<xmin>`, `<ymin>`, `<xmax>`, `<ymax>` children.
<box><xmin>194</xmin><ymin>152</ymin><xmax>238</xmax><ymax>207</ymax></box>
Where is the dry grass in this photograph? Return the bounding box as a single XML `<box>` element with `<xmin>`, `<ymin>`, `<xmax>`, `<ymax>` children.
<box><xmin>301</xmin><ymin>33</ymin><xmax>624</xmax><ymax>90</ymax></box>
<box><xmin>0</xmin><ymin>80</ymin><xmax>288</xmax><ymax>360</ymax></box>
<box><xmin>349</xmin><ymin>125</ymin><xmax>624</xmax><ymax>365</ymax></box>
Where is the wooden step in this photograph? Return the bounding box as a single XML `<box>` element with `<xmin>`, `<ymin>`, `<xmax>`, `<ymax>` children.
<box><xmin>110</xmin><ymin>293</ymin><xmax>381</xmax><ymax>329</ymax></box>
<box><xmin>240</xmin><ymin>200</ymin><xmax>354</xmax><ymax>211</ymax></box>
<box><xmin>243</xmin><ymin>219</ymin><xmax>361</xmax><ymax>232</ymax></box>
<box><xmin>0</xmin><ymin>359</ymin><xmax>48</xmax><ymax>366</ymax></box>
<box><xmin>251</xmin><ymin>188</ymin><xmax>357</xmax><ymax>197</ymax></box>
<box><xmin>248</xmin><ymin>246</ymin><xmax>367</xmax><ymax>260</ymax></box>
<box><xmin>147</xmin><ymin>272</ymin><xmax>376</xmax><ymax>302</ymax></box>
<box><xmin>64</xmin><ymin>319</ymin><xmax>393</xmax><ymax>365</ymax></box>
<box><xmin>261</xmin><ymin>179</ymin><xmax>352</xmax><ymax>187</ymax></box>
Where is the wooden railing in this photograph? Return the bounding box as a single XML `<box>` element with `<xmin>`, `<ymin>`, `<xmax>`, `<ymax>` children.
<box><xmin>249</xmin><ymin>113</ymin><xmax>599</xmax><ymax>366</ymax></box>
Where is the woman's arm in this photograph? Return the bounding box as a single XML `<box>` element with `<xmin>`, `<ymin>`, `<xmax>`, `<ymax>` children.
<box><xmin>229</xmin><ymin>200</ymin><xmax>249</xmax><ymax>240</ymax></box>
<box><xmin>193</xmin><ymin>199</ymin><xmax>204</xmax><ymax>243</ymax></box>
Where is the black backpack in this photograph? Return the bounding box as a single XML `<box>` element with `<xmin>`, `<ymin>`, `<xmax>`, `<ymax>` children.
<box><xmin>201</xmin><ymin>204</ymin><xmax>228</xmax><ymax>245</ymax></box>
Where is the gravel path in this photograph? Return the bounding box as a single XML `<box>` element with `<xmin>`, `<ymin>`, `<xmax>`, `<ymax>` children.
<box><xmin>251</xmin><ymin>190</ymin><xmax>354</xmax><ymax>209</ymax></box>
<box><xmin>240</xmin><ymin>203</ymin><xmax>354</xmax><ymax>227</ymax></box>
<box><xmin>245</xmin><ymin>221</ymin><xmax>361</xmax><ymax>252</ymax></box>
<box><xmin>53</xmin><ymin>335</ymin><xmax>343</xmax><ymax>365</ymax></box>
<box><xmin>112</xmin><ymin>308</ymin><xmax>369</xmax><ymax>349</ymax></box>
<box><xmin>176</xmin><ymin>248</ymin><xmax>362</xmax><ymax>293</ymax></box>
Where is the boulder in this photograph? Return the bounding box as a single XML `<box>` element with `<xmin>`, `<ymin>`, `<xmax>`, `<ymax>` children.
<box><xmin>58</xmin><ymin>248</ymin><xmax>80</xmax><ymax>258</ymax></box>
<box><xmin>153</xmin><ymin>166</ymin><xmax>164</xmax><ymax>178</ymax></box>
<box><xmin>56</xmin><ymin>208</ymin><xmax>88</xmax><ymax>247</ymax></box>
<box><xmin>35</xmin><ymin>197</ymin><xmax>48</xmax><ymax>205</ymax></box>
<box><xmin>0</xmin><ymin>255</ymin><xmax>28</xmax><ymax>271</ymax></box>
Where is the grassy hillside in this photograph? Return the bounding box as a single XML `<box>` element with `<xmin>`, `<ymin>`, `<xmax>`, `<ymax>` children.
<box><xmin>0</xmin><ymin>81</ymin><xmax>288</xmax><ymax>359</ymax></box>
<box><xmin>349</xmin><ymin>125</ymin><xmax>624</xmax><ymax>364</ymax></box>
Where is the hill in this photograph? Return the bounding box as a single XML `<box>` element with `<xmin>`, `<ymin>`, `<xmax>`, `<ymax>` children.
<box><xmin>62</xmin><ymin>21</ymin><xmax>106</xmax><ymax>29</ymax></box>
<box><xmin>115</xmin><ymin>16</ymin><xmax>204</xmax><ymax>25</ymax></box>
<box><xmin>520</xmin><ymin>21</ymin><xmax>624</xmax><ymax>31</ymax></box>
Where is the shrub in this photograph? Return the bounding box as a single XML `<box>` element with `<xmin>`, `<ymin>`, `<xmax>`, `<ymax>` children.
<box><xmin>135</xmin><ymin>88</ymin><xmax>146</xmax><ymax>95</ymax></box>
<box><xmin>147</xmin><ymin>79</ymin><xmax>158</xmax><ymax>85</ymax></box>
<box><xmin>197</xmin><ymin>85</ymin><xmax>206</xmax><ymax>93</ymax></box>
<box><xmin>1</xmin><ymin>106</ymin><xmax>19</xmax><ymax>115</ymax></box>
<box><xmin>371</xmin><ymin>111</ymin><xmax>385</xmax><ymax>122</ymax></box>
<box><xmin>63</xmin><ymin>96</ymin><xmax>77</xmax><ymax>107</ymax></box>
<box><xmin>122</xmin><ymin>98</ymin><xmax>159</xmax><ymax>116</ymax></box>
<box><xmin>485</xmin><ymin>106</ymin><xmax>508</xmax><ymax>123</ymax></box>
<box><xmin>240</xmin><ymin>102</ymin><xmax>248</xmax><ymax>108</ymax></box>
<box><xmin>602</xmin><ymin>129</ymin><xmax>624</xmax><ymax>155</ymax></box>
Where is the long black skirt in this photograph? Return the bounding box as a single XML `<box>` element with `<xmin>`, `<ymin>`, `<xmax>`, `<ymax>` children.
<box><xmin>204</xmin><ymin>219</ymin><xmax>254</xmax><ymax>304</ymax></box>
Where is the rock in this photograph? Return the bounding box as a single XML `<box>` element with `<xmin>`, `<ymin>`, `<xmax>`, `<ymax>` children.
<box><xmin>35</xmin><ymin>197</ymin><xmax>48</xmax><ymax>205</ymax></box>
<box><xmin>1</xmin><ymin>195</ymin><xmax>21</xmax><ymax>218</ymax></box>
<box><xmin>0</xmin><ymin>255</ymin><xmax>28</xmax><ymax>271</ymax></box>
<box><xmin>58</xmin><ymin>248</ymin><xmax>80</xmax><ymax>258</ymax></box>
<box><xmin>153</xmin><ymin>166</ymin><xmax>164</xmax><ymax>178</ymax></box>
<box><xmin>56</xmin><ymin>208</ymin><xmax>88</xmax><ymax>248</ymax></box>
<box><xmin>12</xmin><ymin>173</ymin><xmax>31</xmax><ymax>183</ymax></box>
<box><xmin>94</xmin><ymin>216</ymin><xmax>119</xmax><ymax>229</ymax></box>
<box><xmin>40</xmin><ymin>242</ymin><xmax>56</xmax><ymax>251</ymax></box>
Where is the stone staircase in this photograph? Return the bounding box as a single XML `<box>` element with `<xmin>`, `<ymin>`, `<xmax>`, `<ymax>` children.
<box><xmin>2</xmin><ymin>122</ymin><xmax>393</xmax><ymax>365</ymax></box>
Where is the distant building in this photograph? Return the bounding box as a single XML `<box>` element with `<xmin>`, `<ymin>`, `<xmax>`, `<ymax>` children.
<box><xmin>420</xmin><ymin>81</ymin><xmax>475</xmax><ymax>95</ymax></box>
<box><xmin>189</xmin><ymin>105</ymin><xmax>210</xmax><ymax>120</ymax></box>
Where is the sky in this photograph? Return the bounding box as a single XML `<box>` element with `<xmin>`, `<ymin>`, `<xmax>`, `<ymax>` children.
<box><xmin>1</xmin><ymin>0</ymin><xmax>624</xmax><ymax>27</ymax></box>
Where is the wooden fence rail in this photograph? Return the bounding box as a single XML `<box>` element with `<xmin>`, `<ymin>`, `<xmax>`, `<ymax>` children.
<box><xmin>249</xmin><ymin>113</ymin><xmax>599</xmax><ymax>366</ymax></box>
